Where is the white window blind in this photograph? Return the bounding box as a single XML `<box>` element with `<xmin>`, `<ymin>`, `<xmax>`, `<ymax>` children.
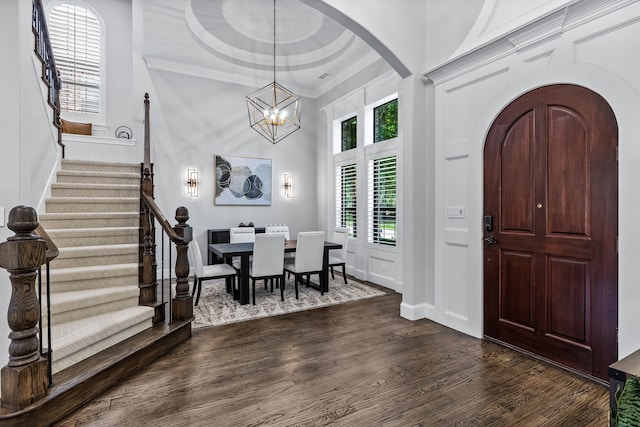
<box><xmin>48</xmin><ymin>3</ymin><xmax>101</xmax><ymax>114</ymax></box>
<box><xmin>336</xmin><ymin>164</ymin><xmax>357</xmax><ymax>237</ymax></box>
<box><xmin>368</xmin><ymin>156</ymin><xmax>397</xmax><ymax>245</ymax></box>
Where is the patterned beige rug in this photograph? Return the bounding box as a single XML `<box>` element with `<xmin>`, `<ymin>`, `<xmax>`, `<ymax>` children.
<box><xmin>193</xmin><ymin>276</ymin><xmax>386</xmax><ymax>329</ymax></box>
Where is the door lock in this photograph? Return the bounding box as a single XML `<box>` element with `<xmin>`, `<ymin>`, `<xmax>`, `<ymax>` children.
<box><xmin>483</xmin><ymin>235</ymin><xmax>498</xmax><ymax>245</ymax></box>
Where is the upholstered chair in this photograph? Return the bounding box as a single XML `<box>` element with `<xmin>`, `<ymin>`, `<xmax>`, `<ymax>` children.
<box><xmin>328</xmin><ymin>227</ymin><xmax>349</xmax><ymax>284</ymax></box>
<box><xmin>188</xmin><ymin>240</ymin><xmax>238</xmax><ymax>306</ymax></box>
<box><xmin>283</xmin><ymin>231</ymin><xmax>325</xmax><ymax>299</ymax></box>
<box><xmin>249</xmin><ymin>234</ymin><xmax>286</xmax><ymax>305</ymax></box>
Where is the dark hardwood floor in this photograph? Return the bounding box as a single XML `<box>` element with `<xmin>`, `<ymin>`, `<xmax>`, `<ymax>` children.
<box><xmin>54</xmin><ymin>282</ymin><xmax>609</xmax><ymax>426</ymax></box>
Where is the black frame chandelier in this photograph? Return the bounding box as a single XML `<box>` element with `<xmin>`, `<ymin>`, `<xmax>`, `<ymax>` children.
<box><xmin>246</xmin><ymin>0</ymin><xmax>301</xmax><ymax>144</ymax></box>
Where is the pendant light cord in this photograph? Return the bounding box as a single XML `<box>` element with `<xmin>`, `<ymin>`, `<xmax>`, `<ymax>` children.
<box><xmin>273</xmin><ymin>0</ymin><xmax>276</xmax><ymax>84</ymax></box>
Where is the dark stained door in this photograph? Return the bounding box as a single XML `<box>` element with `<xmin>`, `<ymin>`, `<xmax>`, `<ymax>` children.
<box><xmin>483</xmin><ymin>84</ymin><xmax>618</xmax><ymax>381</ymax></box>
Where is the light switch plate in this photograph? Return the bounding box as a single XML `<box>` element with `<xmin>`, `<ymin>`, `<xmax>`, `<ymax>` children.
<box><xmin>447</xmin><ymin>206</ymin><xmax>465</xmax><ymax>219</ymax></box>
<box><xmin>0</xmin><ymin>207</ymin><xmax>4</xmax><ymax>226</ymax></box>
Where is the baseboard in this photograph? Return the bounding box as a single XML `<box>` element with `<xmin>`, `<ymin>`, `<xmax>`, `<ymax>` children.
<box><xmin>400</xmin><ymin>302</ymin><xmax>427</xmax><ymax>320</ymax></box>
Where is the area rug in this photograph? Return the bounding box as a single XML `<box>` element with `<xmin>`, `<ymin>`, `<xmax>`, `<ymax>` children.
<box><xmin>193</xmin><ymin>276</ymin><xmax>386</xmax><ymax>329</ymax></box>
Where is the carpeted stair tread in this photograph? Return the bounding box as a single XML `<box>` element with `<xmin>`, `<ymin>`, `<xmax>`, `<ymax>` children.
<box><xmin>61</xmin><ymin>159</ymin><xmax>140</xmax><ymax>173</ymax></box>
<box><xmin>57</xmin><ymin>243</ymin><xmax>138</xmax><ymax>258</ymax></box>
<box><xmin>50</xmin><ymin>183</ymin><xmax>140</xmax><ymax>198</ymax></box>
<box><xmin>39</xmin><ymin>211</ymin><xmax>139</xmax><ymax>220</ymax></box>
<box><xmin>44</xmin><ymin>285</ymin><xmax>140</xmax><ymax>314</ymax></box>
<box><xmin>42</xmin><ymin>263</ymin><xmax>139</xmax><ymax>292</ymax></box>
<box><xmin>46</xmin><ymin>226</ymin><xmax>139</xmax><ymax>247</ymax></box>
<box><xmin>51</xmin><ymin>182</ymin><xmax>139</xmax><ymax>190</ymax></box>
<box><xmin>51</xmin><ymin>306</ymin><xmax>154</xmax><ymax>364</ymax></box>
<box><xmin>44</xmin><ymin>263</ymin><xmax>139</xmax><ymax>281</ymax></box>
<box><xmin>51</xmin><ymin>244</ymin><xmax>138</xmax><ymax>269</ymax></box>
<box><xmin>56</xmin><ymin>170</ymin><xmax>140</xmax><ymax>179</ymax></box>
<box><xmin>39</xmin><ymin>212</ymin><xmax>139</xmax><ymax>228</ymax></box>
<box><xmin>46</xmin><ymin>196</ymin><xmax>139</xmax><ymax>203</ymax></box>
<box><xmin>45</xmin><ymin>197</ymin><xmax>139</xmax><ymax>213</ymax></box>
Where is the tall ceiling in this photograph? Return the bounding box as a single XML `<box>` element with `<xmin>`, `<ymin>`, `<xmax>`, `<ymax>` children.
<box><xmin>142</xmin><ymin>0</ymin><xmax>387</xmax><ymax>98</ymax></box>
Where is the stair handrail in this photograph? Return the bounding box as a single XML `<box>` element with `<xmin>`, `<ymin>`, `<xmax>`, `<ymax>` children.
<box><xmin>32</xmin><ymin>0</ymin><xmax>65</xmax><ymax>158</ymax></box>
<box><xmin>139</xmin><ymin>93</ymin><xmax>193</xmax><ymax>324</ymax></box>
<box><xmin>0</xmin><ymin>206</ymin><xmax>50</xmax><ymax>410</ymax></box>
<box><xmin>141</xmin><ymin>193</ymin><xmax>190</xmax><ymax>244</ymax></box>
<box><xmin>35</xmin><ymin>223</ymin><xmax>60</xmax><ymax>262</ymax></box>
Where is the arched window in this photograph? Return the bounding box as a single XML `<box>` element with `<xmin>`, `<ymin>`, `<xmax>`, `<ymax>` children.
<box><xmin>48</xmin><ymin>2</ymin><xmax>102</xmax><ymax>116</ymax></box>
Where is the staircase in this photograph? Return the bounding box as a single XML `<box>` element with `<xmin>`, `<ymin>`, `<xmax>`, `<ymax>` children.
<box><xmin>39</xmin><ymin>159</ymin><xmax>155</xmax><ymax>373</ymax></box>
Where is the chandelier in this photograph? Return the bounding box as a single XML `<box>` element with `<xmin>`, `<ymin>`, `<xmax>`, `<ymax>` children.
<box><xmin>246</xmin><ymin>0</ymin><xmax>301</xmax><ymax>144</ymax></box>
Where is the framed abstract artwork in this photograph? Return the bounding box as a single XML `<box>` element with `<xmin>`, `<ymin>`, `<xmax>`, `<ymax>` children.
<box><xmin>214</xmin><ymin>155</ymin><xmax>271</xmax><ymax>205</ymax></box>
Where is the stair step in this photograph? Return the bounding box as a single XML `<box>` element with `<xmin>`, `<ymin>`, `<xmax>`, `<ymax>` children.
<box><xmin>61</xmin><ymin>159</ymin><xmax>140</xmax><ymax>174</ymax></box>
<box><xmin>56</xmin><ymin>170</ymin><xmax>140</xmax><ymax>185</ymax></box>
<box><xmin>43</xmin><ymin>263</ymin><xmax>139</xmax><ymax>292</ymax></box>
<box><xmin>39</xmin><ymin>212</ymin><xmax>139</xmax><ymax>229</ymax></box>
<box><xmin>34</xmin><ymin>160</ymin><xmax>158</xmax><ymax>377</ymax></box>
<box><xmin>45</xmin><ymin>197</ymin><xmax>139</xmax><ymax>213</ymax></box>
<box><xmin>43</xmin><ymin>285</ymin><xmax>140</xmax><ymax>326</ymax></box>
<box><xmin>51</xmin><ymin>182</ymin><xmax>140</xmax><ymax>198</ymax></box>
<box><xmin>51</xmin><ymin>243</ymin><xmax>138</xmax><ymax>269</ymax></box>
<box><xmin>50</xmin><ymin>306</ymin><xmax>155</xmax><ymax>373</ymax></box>
<box><xmin>46</xmin><ymin>226</ymin><xmax>139</xmax><ymax>247</ymax></box>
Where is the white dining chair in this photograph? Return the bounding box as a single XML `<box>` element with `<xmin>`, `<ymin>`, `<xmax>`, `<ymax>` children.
<box><xmin>328</xmin><ymin>227</ymin><xmax>349</xmax><ymax>284</ymax></box>
<box><xmin>188</xmin><ymin>240</ymin><xmax>238</xmax><ymax>306</ymax></box>
<box><xmin>266</xmin><ymin>224</ymin><xmax>294</xmax><ymax>267</ymax></box>
<box><xmin>284</xmin><ymin>231</ymin><xmax>325</xmax><ymax>299</ymax></box>
<box><xmin>249</xmin><ymin>233</ymin><xmax>286</xmax><ymax>305</ymax></box>
<box><xmin>266</xmin><ymin>224</ymin><xmax>290</xmax><ymax>240</ymax></box>
<box><xmin>229</xmin><ymin>227</ymin><xmax>256</xmax><ymax>269</ymax></box>
<box><xmin>229</xmin><ymin>227</ymin><xmax>256</xmax><ymax>243</ymax></box>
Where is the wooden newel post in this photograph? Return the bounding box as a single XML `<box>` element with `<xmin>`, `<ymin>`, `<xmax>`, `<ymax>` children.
<box><xmin>172</xmin><ymin>206</ymin><xmax>193</xmax><ymax>322</ymax></box>
<box><xmin>0</xmin><ymin>206</ymin><xmax>48</xmax><ymax>410</ymax></box>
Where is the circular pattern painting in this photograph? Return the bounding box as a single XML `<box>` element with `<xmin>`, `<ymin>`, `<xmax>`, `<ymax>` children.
<box><xmin>214</xmin><ymin>155</ymin><xmax>271</xmax><ymax>205</ymax></box>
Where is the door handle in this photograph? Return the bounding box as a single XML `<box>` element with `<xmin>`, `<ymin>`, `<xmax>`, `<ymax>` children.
<box><xmin>483</xmin><ymin>235</ymin><xmax>498</xmax><ymax>245</ymax></box>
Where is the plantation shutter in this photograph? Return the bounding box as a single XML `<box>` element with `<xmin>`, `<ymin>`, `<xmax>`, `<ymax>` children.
<box><xmin>48</xmin><ymin>3</ymin><xmax>101</xmax><ymax>114</ymax></box>
<box><xmin>368</xmin><ymin>156</ymin><xmax>397</xmax><ymax>245</ymax></box>
<box><xmin>336</xmin><ymin>164</ymin><xmax>357</xmax><ymax>237</ymax></box>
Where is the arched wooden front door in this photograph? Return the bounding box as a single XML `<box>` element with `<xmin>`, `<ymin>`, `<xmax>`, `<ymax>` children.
<box><xmin>483</xmin><ymin>84</ymin><xmax>618</xmax><ymax>381</ymax></box>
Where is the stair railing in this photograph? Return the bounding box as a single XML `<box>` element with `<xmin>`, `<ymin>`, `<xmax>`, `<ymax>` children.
<box><xmin>139</xmin><ymin>93</ymin><xmax>193</xmax><ymax>324</ymax></box>
<box><xmin>32</xmin><ymin>0</ymin><xmax>65</xmax><ymax>158</ymax></box>
<box><xmin>34</xmin><ymin>223</ymin><xmax>59</xmax><ymax>388</ymax></box>
<box><xmin>0</xmin><ymin>206</ymin><xmax>55</xmax><ymax>411</ymax></box>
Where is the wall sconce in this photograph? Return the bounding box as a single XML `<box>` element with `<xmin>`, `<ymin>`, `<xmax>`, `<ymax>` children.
<box><xmin>284</xmin><ymin>173</ymin><xmax>293</xmax><ymax>198</ymax></box>
<box><xmin>187</xmin><ymin>168</ymin><xmax>198</xmax><ymax>197</ymax></box>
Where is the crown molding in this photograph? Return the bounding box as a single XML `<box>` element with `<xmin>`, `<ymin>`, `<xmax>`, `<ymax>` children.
<box><xmin>424</xmin><ymin>0</ymin><xmax>636</xmax><ymax>85</ymax></box>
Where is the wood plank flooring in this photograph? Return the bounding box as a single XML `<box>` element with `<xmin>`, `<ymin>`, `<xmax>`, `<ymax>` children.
<box><xmin>54</xmin><ymin>283</ymin><xmax>609</xmax><ymax>426</ymax></box>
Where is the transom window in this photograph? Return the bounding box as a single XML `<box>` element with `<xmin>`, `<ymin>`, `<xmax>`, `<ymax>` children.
<box><xmin>48</xmin><ymin>2</ymin><xmax>102</xmax><ymax>115</ymax></box>
<box><xmin>341</xmin><ymin>116</ymin><xmax>357</xmax><ymax>151</ymax></box>
<box><xmin>373</xmin><ymin>98</ymin><xmax>398</xmax><ymax>143</ymax></box>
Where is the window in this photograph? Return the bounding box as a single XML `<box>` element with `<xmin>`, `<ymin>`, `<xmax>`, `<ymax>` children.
<box><xmin>341</xmin><ymin>116</ymin><xmax>357</xmax><ymax>151</ymax></box>
<box><xmin>336</xmin><ymin>164</ymin><xmax>357</xmax><ymax>237</ymax></box>
<box><xmin>368</xmin><ymin>156</ymin><xmax>396</xmax><ymax>245</ymax></box>
<box><xmin>373</xmin><ymin>99</ymin><xmax>398</xmax><ymax>143</ymax></box>
<box><xmin>48</xmin><ymin>2</ymin><xmax>102</xmax><ymax>115</ymax></box>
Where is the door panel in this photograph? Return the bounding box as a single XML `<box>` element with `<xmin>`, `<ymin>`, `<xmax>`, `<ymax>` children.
<box><xmin>484</xmin><ymin>84</ymin><xmax>617</xmax><ymax>381</ymax></box>
<box><xmin>547</xmin><ymin>107</ymin><xmax>589</xmax><ymax>236</ymax></box>
<box><xmin>501</xmin><ymin>111</ymin><xmax>535</xmax><ymax>233</ymax></box>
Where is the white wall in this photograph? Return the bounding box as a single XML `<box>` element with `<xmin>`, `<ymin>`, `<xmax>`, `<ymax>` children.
<box><xmin>422</xmin><ymin>0</ymin><xmax>640</xmax><ymax>357</ymax></box>
<box><xmin>144</xmin><ymin>68</ymin><xmax>321</xmax><ymax>259</ymax></box>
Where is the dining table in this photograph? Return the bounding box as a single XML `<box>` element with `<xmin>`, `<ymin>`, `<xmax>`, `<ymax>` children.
<box><xmin>208</xmin><ymin>239</ymin><xmax>342</xmax><ymax>305</ymax></box>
